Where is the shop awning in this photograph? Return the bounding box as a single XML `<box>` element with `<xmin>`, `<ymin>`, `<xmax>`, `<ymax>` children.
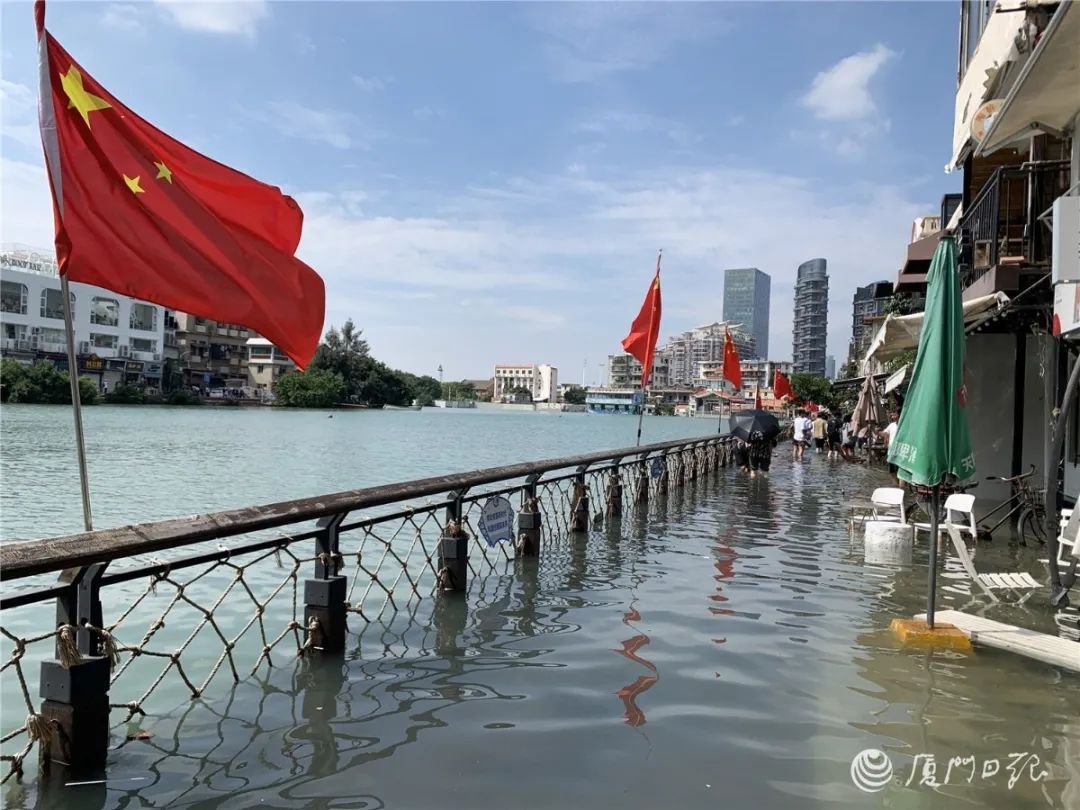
<box><xmin>977</xmin><ymin>2</ymin><xmax>1080</xmax><ymax>155</ymax></box>
<box><xmin>862</xmin><ymin>292</ymin><xmax>1010</xmax><ymax>365</ymax></box>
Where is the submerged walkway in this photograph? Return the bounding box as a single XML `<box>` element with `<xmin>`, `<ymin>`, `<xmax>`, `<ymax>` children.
<box><xmin>917</xmin><ymin>609</ymin><xmax>1080</xmax><ymax>671</ymax></box>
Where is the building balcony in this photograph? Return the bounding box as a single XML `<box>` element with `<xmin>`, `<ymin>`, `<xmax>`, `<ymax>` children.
<box><xmin>957</xmin><ymin>160</ymin><xmax>1070</xmax><ymax>299</ymax></box>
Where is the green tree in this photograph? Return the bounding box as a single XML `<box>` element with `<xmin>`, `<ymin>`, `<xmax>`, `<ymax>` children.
<box><xmin>275</xmin><ymin>369</ymin><xmax>346</xmax><ymax>408</ymax></box>
<box><xmin>397</xmin><ymin>372</ymin><xmax>441</xmax><ymax>406</ymax></box>
<box><xmin>507</xmin><ymin>386</ymin><xmax>532</xmax><ymax>402</ymax></box>
<box><xmin>310</xmin><ymin>320</ymin><xmax>370</xmax><ymax>401</ymax></box>
<box><xmin>166</xmin><ymin>388</ymin><xmax>203</xmax><ymax>406</ymax></box>
<box><xmin>562</xmin><ymin>386</ymin><xmax>587</xmax><ymax>405</ymax></box>
<box><xmin>790</xmin><ymin>373</ymin><xmax>835</xmax><ymax>410</ymax></box>
<box><xmin>1</xmin><ymin>359</ymin><xmax>98</xmax><ymax>405</ymax></box>
<box><xmin>104</xmin><ymin>383</ymin><xmax>147</xmax><ymax>404</ymax></box>
<box><xmin>454</xmin><ymin>380</ymin><xmax>477</xmax><ymax>401</ymax></box>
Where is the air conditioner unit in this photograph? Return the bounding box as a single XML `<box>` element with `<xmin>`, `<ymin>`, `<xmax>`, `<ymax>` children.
<box><xmin>29</xmin><ymin>336</ymin><xmax>39</xmax><ymax>348</ymax></box>
<box><xmin>1052</xmin><ymin>196</ymin><xmax>1080</xmax><ymax>283</ymax></box>
<box><xmin>153</xmin><ymin>353</ymin><xmax>161</xmax><ymax>361</ymax></box>
<box><xmin>118</xmin><ymin>345</ymin><xmax>130</xmax><ymax>358</ymax></box>
<box><xmin>15</xmin><ymin>340</ymin><xmax>30</xmax><ymax>351</ymax></box>
<box><xmin>78</xmin><ymin>341</ymin><xmax>91</xmax><ymax>354</ymax></box>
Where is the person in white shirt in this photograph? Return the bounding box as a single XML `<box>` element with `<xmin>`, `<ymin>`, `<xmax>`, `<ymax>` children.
<box><xmin>791</xmin><ymin>410</ymin><xmax>810</xmax><ymax>460</ymax></box>
<box><xmin>883</xmin><ymin>411</ymin><xmax>900</xmax><ymax>481</ymax></box>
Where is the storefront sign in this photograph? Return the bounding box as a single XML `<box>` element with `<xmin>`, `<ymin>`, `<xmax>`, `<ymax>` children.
<box><xmin>106</xmin><ymin>358</ymin><xmax>127</xmax><ymax>371</ymax></box>
<box><xmin>80</xmin><ymin>354</ymin><xmax>104</xmax><ymax>372</ymax></box>
<box><xmin>125</xmin><ymin>360</ymin><xmax>143</xmax><ymax>373</ymax></box>
<box><xmin>143</xmin><ymin>363</ymin><xmax>163</xmax><ymax>378</ymax></box>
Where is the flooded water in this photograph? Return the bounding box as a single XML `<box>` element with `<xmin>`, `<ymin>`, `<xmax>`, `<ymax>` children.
<box><xmin>1</xmin><ymin>405</ymin><xmax>1078</xmax><ymax>809</ymax></box>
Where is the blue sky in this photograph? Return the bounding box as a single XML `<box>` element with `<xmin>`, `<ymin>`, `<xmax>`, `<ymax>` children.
<box><xmin>1</xmin><ymin>1</ymin><xmax>961</xmax><ymax>382</ymax></box>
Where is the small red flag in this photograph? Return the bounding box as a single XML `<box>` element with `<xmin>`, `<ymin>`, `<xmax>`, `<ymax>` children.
<box><xmin>34</xmin><ymin>2</ymin><xmax>325</xmax><ymax>368</ymax></box>
<box><xmin>722</xmin><ymin>331</ymin><xmax>742</xmax><ymax>390</ymax></box>
<box><xmin>773</xmin><ymin>370</ymin><xmax>793</xmax><ymax>400</ymax></box>
<box><xmin>621</xmin><ymin>254</ymin><xmax>662</xmax><ymax>388</ymax></box>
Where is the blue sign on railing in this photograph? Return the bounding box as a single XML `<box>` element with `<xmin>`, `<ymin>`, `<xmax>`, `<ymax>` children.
<box><xmin>478</xmin><ymin>496</ymin><xmax>515</xmax><ymax>548</ymax></box>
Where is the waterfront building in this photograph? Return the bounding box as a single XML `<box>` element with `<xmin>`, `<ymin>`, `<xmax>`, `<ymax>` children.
<box><xmin>0</xmin><ymin>245</ymin><xmax>166</xmax><ymax>389</ymax></box>
<box><xmin>848</xmin><ymin>281</ymin><xmax>894</xmax><ymax>366</ymax></box>
<box><xmin>722</xmin><ymin>268</ymin><xmax>771</xmax><ymax>359</ymax></box>
<box><xmin>657</xmin><ymin>322</ymin><xmax>755</xmax><ymax>386</ymax></box>
<box><xmin>463</xmin><ymin>379</ymin><xmax>495</xmax><ymax>401</ymax></box>
<box><xmin>493</xmin><ymin>364</ymin><xmax>558</xmax><ymax>402</ymax></box>
<box><xmin>864</xmin><ymin>0</ymin><xmax>1077</xmax><ymax>506</ymax></box>
<box><xmin>792</xmin><ymin>259</ymin><xmax>828</xmax><ymax>376</ymax></box>
<box><xmin>246</xmin><ymin>337</ymin><xmax>295</xmax><ymax>393</ymax></box>
<box><xmin>606</xmin><ymin>353</ymin><xmax>670</xmax><ymax>390</ymax></box>
<box><xmin>174</xmin><ymin>313</ymin><xmax>252</xmax><ymax>390</ymax></box>
<box><xmin>584</xmin><ymin>387</ymin><xmax>640</xmax><ymax>414</ymax></box>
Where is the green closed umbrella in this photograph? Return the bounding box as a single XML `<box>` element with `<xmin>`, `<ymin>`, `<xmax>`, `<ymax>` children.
<box><xmin>887</xmin><ymin>235</ymin><xmax>975</xmax><ymax>627</ymax></box>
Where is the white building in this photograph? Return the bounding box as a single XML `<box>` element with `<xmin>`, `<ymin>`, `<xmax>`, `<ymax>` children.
<box><xmin>1</xmin><ymin>245</ymin><xmax>166</xmax><ymax>389</ymax></box>
<box><xmin>606</xmin><ymin>353</ymin><xmax>671</xmax><ymax>390</ymax></box>
<box><xmin>246</xmin><ymin>337</ymin><xmax>295</xmax><ymax>392</ymax></box>
<box><xmin>695</xmin><ymin>358</ymin><xmax>793</xmax><ymax>394</ymax></box>
<box><xmin>493</xmin><ymin>363</ymin><xmax>559</xmax><ymax>402</ymax></box>
<box><xmin>658</xmin><ymin>322</ymin><xmax>755</xmax><ymax>386</ymax></box>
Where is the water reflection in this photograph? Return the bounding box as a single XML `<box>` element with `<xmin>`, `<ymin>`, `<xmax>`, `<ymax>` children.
<box><xmin>613</xmin><ymin>604</ymin><xmax>658</xmax><ymax>727</ymax></box>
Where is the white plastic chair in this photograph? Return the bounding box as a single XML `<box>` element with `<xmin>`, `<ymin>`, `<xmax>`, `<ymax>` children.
<box><xmin>944</xmin><ymin>524</ymin><xmax>1040</xmax><ymax>603</ymax></box>
<box><xmin>870</xmin><ymin>488</ymin><xmax>906</xmax><ymax>523</ymax></box>
<box><xmin>913</xmin><ymin>493</ymin><xmax>977</xmax><ymax>541</ymax></box>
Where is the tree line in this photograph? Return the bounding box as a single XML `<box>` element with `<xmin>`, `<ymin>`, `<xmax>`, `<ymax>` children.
<box><xmin>274</xmin><ymin>320</ymin><xmax>467</xmax><ymax>409</ymax></box>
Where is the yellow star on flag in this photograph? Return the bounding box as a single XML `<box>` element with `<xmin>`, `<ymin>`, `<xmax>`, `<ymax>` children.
<box><xmin>60</xmin><ymin>65</ymin><xmax>111</xmax><ymax>129</ymax></box>
<box><xmin>154</xmin><ymin>161</ymin><xmax>173</xmax><ymax>183</ymax></box>
<box><xmin>124</xmin><ymin>174</ymin><xmax>145</xmax><ymax>195</ymax></box>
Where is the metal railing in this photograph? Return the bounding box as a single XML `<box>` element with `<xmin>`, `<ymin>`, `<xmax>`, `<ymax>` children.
<box><xmin>958</xmin><ymin>161</ymin><xmax>1071</xmax><ymax>290</ymax></box>
<box><xmin>0</xmin><ymin>434</ymin><xmax>733</xmax><ymax>783</ymax></box>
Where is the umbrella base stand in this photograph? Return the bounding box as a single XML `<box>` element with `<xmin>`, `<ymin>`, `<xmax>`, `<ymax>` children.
<box><xmin>890</xmin><ymin>618</ymin><xmax>972</xmax><ymax>651</ymax></box>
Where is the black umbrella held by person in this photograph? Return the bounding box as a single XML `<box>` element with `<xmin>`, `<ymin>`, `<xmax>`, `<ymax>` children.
<box><xmin>730</xmin><ymin>409</ymin><xmax>781</xmax><ymax>442</ymax></box>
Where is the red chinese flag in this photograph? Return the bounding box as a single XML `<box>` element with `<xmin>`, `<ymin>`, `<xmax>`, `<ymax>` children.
<box><xmin>34</xmin><ymin>2</ymin><xmax>324</xmax><ymax>367</ymax></box>
<box><xmin>621</xmin><ymin>256</ymin><xmax>662</xmax><ymax>387</ymax></box>
<box><xmin>722</xmin><ymin>331</ymin><xmax>742</xmax><ymax>390</ymax></box>
<box><xmin>773</xmin><ymin>370</ymin><xmax>793</xmax><ymax>400</ymax></box>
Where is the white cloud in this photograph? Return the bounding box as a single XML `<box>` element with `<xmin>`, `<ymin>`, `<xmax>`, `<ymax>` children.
<box><xmin>0</xmin><ymin>148</ymin><xmax>928</xmax><ymax>376</ymax></box>
<box><xmin>154</xmin><ymin>0</ymin><xmax>269</xmax><ymax>38</ymax></box>
<box><xmin>0</xmin><ymin>80</ymin><xmax>38</xmax><ymax>149</ymax></box>
<box><xmin>802</xmin><ymin>44</ymin><xmax>896</xmax><ymax>122</ymax></box>
<box><xmin>412</xmin><ymin>106</ymin><xmax>443</xmax><ymax>121</ymax></box>
<box><xmin>528</xmin><ymin>4</ymin><xmax>725</xmax><ymax>83</ymax></box>
<box><xmin>352</xmin><ymin>75</ymin><xmax>386</xmax><ymax>92</ymax></box>
<box><xmin>577</xmin><ymin>111</ymin><xmax>696</xmax><ymax>147</ymax></box>
<box><xmin>259</xmin><ymin>101</ymin><xmax>365</xmax><ymax>150</ymax></box>
<box><xmin>102</xmin><ymin>4</ymin><xmax>145</xmax><ymax>34</ymax></box>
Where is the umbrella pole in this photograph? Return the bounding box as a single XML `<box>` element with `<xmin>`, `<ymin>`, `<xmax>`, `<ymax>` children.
<box><xmin>926</xmin><ymin>485</ymin><xmax>939</xmax><ymax>629</ymax></box>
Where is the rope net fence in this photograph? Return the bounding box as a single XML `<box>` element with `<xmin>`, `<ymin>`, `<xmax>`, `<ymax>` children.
<box><xmin>0</xmin><ymin>441</ymin><xmax>729</xmax><ymax>783</ymax></box>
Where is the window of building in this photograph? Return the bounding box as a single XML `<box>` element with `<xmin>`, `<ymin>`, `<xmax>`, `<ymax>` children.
<box><xmin>1</xmin><ymin>281</ymin><xmax>27</xmax><ymax>314</ymax></box>
<box><xmin>38</xmin><ymin>327</ymin><xmax>65</xmax><ymax>345</ymax></box>
<box><xmin>90</xmin><ymin>332</ymin><xmax>119</xmax><ymax>349</ymax></box>
<box><xmin>90</xmin><ymin>296</ymin><xmax>120</xmax><ymax>326</ymax></box>
<box><xmin>130</xmin><ymin>303</ymin><xmax>158</xmax><ymax>331</ymax></box>
<box><xmin>130</xmin><ymin>338</ymin><xmax>157</xmax><ymax>353</ymax></box>
<box><xmin>249</xmin><ymin>346</ymin><xmax>273</xmax><ymax>359</ymax></box>
<box><xmin>3</xmin><ymin>323</ymin><xmax>27</xmax><ymax>341</ymax></box>
<box><xmin>39</xmin><ymin>288</ymin><xmax>74</xmax><ymax>320</ymax></box>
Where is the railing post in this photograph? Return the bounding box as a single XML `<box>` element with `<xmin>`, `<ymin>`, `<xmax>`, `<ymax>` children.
<box><xmin>517</xmin><ymin>474</ymin><xmax>542</xmax><ymax>557</ymax></box>
<box><xmin>686</xmin><ymin>446</ymin><xmax>697</xmax><ymax>482</ymax></box>
<box><xmin>39</xmin><ymin>563</ymin><xmax>110</xmax><ymax>777</ymax></box>
<box><xmin>570</xmin><ymin>466</ymin><xmax>590</xmax><ymax>532</ymax></box>
<box><xmin>304</xmin><ymin>512</ymin><xmax>348</xmax><ymax>654</ymax></box>
<box><xmin>657</xmin><ymin>452</ymin><xmax>669</xmax><ymax>497</ymax></box>
<box><xmin>438</xmin><ymin>490</ymin><xmax>470</xmax><ymax>592</ymax></box>
<box><xmin>605</xmin><ymin>462</ymin><xmax>623</xmax><ymax>518</ymax></box>
<box><xmin>635</xmin><ymin>457</ymin><xmax>650</xmax><ymax>506</ymax></box>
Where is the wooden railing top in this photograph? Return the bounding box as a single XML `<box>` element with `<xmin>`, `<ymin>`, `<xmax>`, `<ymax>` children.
<box><xmin>0</xmin><ymin>435</ymin><xmax>727</xmax><ymax>581</ymax></box>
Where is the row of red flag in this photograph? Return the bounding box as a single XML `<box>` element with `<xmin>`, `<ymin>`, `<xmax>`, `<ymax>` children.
<box><xmin>621</xmin><ymin>264</ymin><xmax>794</xmax><ymax>401</ymax></box>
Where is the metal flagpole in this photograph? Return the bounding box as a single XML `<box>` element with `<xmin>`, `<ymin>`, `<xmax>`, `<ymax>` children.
<box><xmin>60</xmin><ymin>273</ymin><xmax>93</xmax><ymax>531</ymax></box>
<box><xmin>635</xmin><ymin>384</ymin><xmax>646</xmax><ymax>446</ymax></box>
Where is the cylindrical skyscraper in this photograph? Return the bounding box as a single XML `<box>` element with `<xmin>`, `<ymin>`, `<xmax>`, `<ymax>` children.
<box><xmin>792</xmin><ymin>258</ymin><xmax>828</xmax><ymax>376</ymax></box>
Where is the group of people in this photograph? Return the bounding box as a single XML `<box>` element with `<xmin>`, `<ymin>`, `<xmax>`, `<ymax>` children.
<box><xmin>733</xmin><ymin>408</ymin><xmax>901</xmax><ymax>480</ymax></box>
<box><xmin>790</xmin><ymin>408</ymin><xmax>901</xmax><ymax>466</ymax></box>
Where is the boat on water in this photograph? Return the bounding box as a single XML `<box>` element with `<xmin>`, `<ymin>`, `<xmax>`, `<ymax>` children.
<box><xmin>433</xmin><ymin>399</ymin><xmax>477</xmax><ymax>409</ymax></box>
<box><xmin>385</xmin><ymin>403</ymin><xmax>422</xmax><ymax>411</ymax></box>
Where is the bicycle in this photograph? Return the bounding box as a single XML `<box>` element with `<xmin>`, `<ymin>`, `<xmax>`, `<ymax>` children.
<box><xmin>977</xmin><ymin>465</ymin><xmax>1046</xmax><ymax>545</ymax></box>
